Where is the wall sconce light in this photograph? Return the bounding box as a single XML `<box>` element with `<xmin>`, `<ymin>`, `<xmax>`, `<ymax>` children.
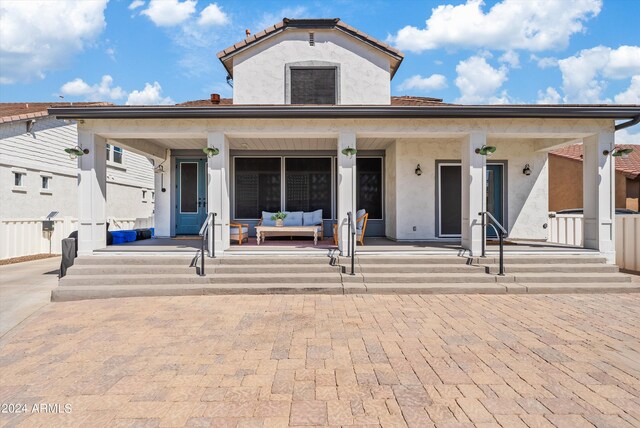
<box><xmin>415</xmin><ymin>164</ymin><xmax>422</xmax><ymax>176</ymax></box>
<box><xmin>603</xmin><ymin>147</ymin><xmax>633</xmax><ymax>159</ymax></box>
<box><xmin>341</xmin><ymin>146</ymin><xmax>357</xmax><ymax>158</ymax></box>
<box><xmin>202</xmin><ymin>147</ymin><xmax>220</xmax><ymax>157</ymax></box>
<box><xmin>64</xmin><ymin>146</ymin><xmax>89</xmax><ymax>159</ymax></box>
<box><xmin>522</xmin><ymin>164</ymin><xmax>532</xmax><ymax>176</ymax></box>
<box><xmin>475</xmin><ymin>145</ymin><xmax>497</xmax><ymax>156</ymax></box>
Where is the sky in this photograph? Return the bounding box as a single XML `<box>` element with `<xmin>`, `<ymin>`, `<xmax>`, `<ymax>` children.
<box><xmin>0</xmin><ymin>0</ymin><xmax>638</xmax><ymax>142</ymax></box>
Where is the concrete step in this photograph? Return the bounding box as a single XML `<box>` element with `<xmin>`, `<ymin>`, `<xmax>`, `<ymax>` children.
<box><xmin>342</xmin><ymin>273</ymin><xmax>498</xmax><ymax>283</ymax></box>
<box><xmin>472</xmin><ymin>256</ymin><xmax>608</xmax><ymax>265</ymax></box>
<box><xmin>355</xmin><ymin>264</ymin><xmax>484</xmax><ymax>273</ymax></box>
<box><xmin>74</xmin><ymin>255</ymin><xmax>331</xmax><ymax>266</ymax></box>
<box><xmin>52</xmin><ymin>283</ymin><xmax>344</xmax><ymax>301</ymax></box>
<box><xmin>509</xmin><ymin>273</ymin><xmax>631</xmax><ymax>283</ymax></box>
<box><xmin>51</xmin><ymin>281</ymin><xmax>640</xmax><ymax>301</ymax></box>
<box><xmin>66</xmin><ymin>264</ymin><xmax>339</xmax><ymax>275</ymax></box>
<box><xmin>354</xmin><ymin>256</ymin><xmax>469</xmax><ymax>265</ymax></box>
<box><xmin>59</xmin><ymin>272</ymin><xmax>342</xmax><ymax>287</ymax></box>
<box><xmin>484</xmin><ymin>264</ymin><xmax>619</xmax><ymax>274</ymax></box>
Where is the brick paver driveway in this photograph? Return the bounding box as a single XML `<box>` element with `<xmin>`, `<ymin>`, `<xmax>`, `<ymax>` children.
<box><xmin>1</xmin><ymin>294</ymin><xmax>639</xmax><ymax>427</ymax></box>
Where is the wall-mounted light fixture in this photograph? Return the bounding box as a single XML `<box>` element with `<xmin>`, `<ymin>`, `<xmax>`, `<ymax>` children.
<box><xmin>64</xmin><ymin>146</ymin><xmax>89</xmax><ymax>159</ymax></box>
<box><xmin>475</xmin><ymin>145</ymin><xmax>497</xmax><ymax>156</ymax></box>
<box><xmin>203</xmin><ymin>147</ymin><xmax>220</xmax><ymax>157</ymax></box>
<box><xmin>603</xmin><ymin>147</ymin><xmax>633</xmax><ymax>159</ymax></box>
<box><xmin>522</xmin><ymin>164</ymin><xmax>532</xmax><ymax>176</ymax></box>
<box><xmin>154</xmin><ymin>164</ymin><xmax>167</xmax><ymax>192</ymax></box>
<box><xmin>341</xmin><ymin>147</ymin><xmax>357</xmax><ymax>158</ymax></box>
<box><xmin>415</xmin><ymin>164</ymin><xmax>422</xmax><ymax>176</ymax></box>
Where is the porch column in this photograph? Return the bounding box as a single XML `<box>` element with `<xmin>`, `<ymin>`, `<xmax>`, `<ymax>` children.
<box><xmin>77</xmin><ymin>130</ymin><xmax>107</xmax><ymax>256</ymax></box>
<box><xmin>153</xmin><ymin>150</ymin><xmax>171</xmax><ymax>237</ymax></box>
<box><xmin>461</xmin><ymin>132</ymin><xmax>486</xmax><ymax>256</ymax></box>
<box><xmin>583</xmin><ymin>131</ymin><xmax>615</xmax><ymax>262</ymax></box>
<box><xmin>207</xmin><ymin>132</ymin><xmax>230</xmax><ymax>256</ymax></box>
<box><xmin>337</xmin><ymin>132</ymin><xmax>357</xmax><ymax>255</ymax></box>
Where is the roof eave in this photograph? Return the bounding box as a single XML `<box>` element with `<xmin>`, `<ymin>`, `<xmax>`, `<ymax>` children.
<box><xmin>49</xmin><ymin>105</ymin><xmax>640</xmax><ymax>120</ymax></box>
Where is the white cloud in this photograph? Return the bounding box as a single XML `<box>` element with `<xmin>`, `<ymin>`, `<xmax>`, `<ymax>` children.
<box><xmin>141</xmin><ymin>0</ymin><xmax>196</xmax><ymax>27</ymax></box>
<box><xmin>198</xmin><ymin>3</ymin><xmax>229</xmax><ymax>26</ymax></box>
<box><xmin>390</xmin><ymin>0</ymin><xmax>601</xmax><ymax>53</ymax></box>
<box><xmin>59</xmin><ymin>76</ymin><xmax>175</xmax><ymax>105</ymax></box>
<box><xmin>129</xmin><ymin>0</ymin><xmax>145</xmax><ymax>10</ymax></box>
<box><xmin>537</xmin><ymin>87</ymin><xmax>562</xmax><ymax>104</ymax></box>
<box><xmin>256</xmin><ymin>6</ymin><xmax>307</xmax><ymax>32</ymax></box>
<box><xmin>454</xmin><ymin>55</ymin><xmax>509</xmax><ymax>104</ymax></box>
<box><xmin>615</xmin><ymin>128</ymin><xmax>640</xmax><ymax>145</ymax></box>
<box><xmin>126</xmin><ymin>82</ymin><xmax>174</xmax><ymax>105</ymax></box>
<box><xmin>60</xmin><ymin>75</ymin><xmax>127</xmax><ymax>101</ymax></box>
<box><xmin>614</xmin><ymin>76</ymin><xmax>640</xmax><ymax>104</ymax></box>
<box><xmin>397</xmin><ymin>74</ymin><xmax>447</xmax><ymax>92</ymax></box>
<box><xmin>558</xmin><ymin>45</ymin><xmax>640</xmax><ymax>103</ymax></box>
<box><xmin>499</xmin><ymin>50</ymin><xmax>520</xmax><ymax>68</ymax></box>
<box><xmin>106</xmin><ymin>47</ymin><xmax>116</xmax><ymax>61</ymax></box>
<box><xmin>530</xmin><ymin>54</ymin><xmax>558</xmax><ymax>69</ymax></box>
<box><xmin>0</xmin><ymin>0</ymin><xmax>107</xmax><ymax>84</ymax></box>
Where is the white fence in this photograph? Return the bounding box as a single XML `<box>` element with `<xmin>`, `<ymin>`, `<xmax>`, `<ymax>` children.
<box><xmin>0</xmin><ymin>216</ymin><xmax>154</xmax><ymax>260</ymax></box>
<box><xmin>548</xmin><ymin>213</ymin><xmax>640</xmax><ymax>271</ymax></box>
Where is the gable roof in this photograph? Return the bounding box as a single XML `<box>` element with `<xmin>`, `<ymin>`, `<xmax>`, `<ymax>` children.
<box><xmin>551</xmin><ymin>144</ymin><xmax>640</xmax><ymax>179</ymax></box>
<box><xmin>0</xmin><ymin>102</ymin><xmax>110</xmax><ymax>124</ymax></box>
<box><xmin>217</xmin><ymin>18</ymin><xmax>404</xmax><ymax>79</ymax></box>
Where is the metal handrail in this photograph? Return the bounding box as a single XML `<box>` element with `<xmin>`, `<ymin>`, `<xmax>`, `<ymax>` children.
<box><xmin>198</xmin><ymin>212</ymin><xmax>216</xmax><ymax>276</ymax></box>
<box><xmin>479</xmin><ymin>211</ymin><xmax>506</xmax><ymax>276</ymax></box>
<box><xmin>346</xmin><ymin>212</ymin><xmax>355</xmax><ymax>275</ymax></box>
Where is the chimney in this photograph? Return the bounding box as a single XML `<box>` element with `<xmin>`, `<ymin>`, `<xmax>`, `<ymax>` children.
<box><xmin>245</xmin><ymin>29</ymin><xmax>251</xmax><ymax>37</ymax></box>
<box><xmin>210</xmin><ymin>93</ymin><xmax>221</xmax><ymax>105</ymax></box>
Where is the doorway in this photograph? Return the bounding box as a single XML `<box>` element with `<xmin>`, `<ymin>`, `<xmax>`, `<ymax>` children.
<box><xmin>437</xmin><ymin>162</ymin><xmax>506</xmax><ymax>237</ymax></box>
<box><xmin>175</xmin><ymin>159</ymin><xmax>207</xmax><ymax>235</ymax></box>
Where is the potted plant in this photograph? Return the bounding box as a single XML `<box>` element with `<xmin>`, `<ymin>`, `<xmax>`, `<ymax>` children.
<box><xmin>271</xmin><ymin>211</ymin><xmax>287</xmax><ymax>227</ymax></box>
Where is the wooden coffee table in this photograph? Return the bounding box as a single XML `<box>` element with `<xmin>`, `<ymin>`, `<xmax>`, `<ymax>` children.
<box><xmin>255</xmin><ymin>226</ymin><xmax>321</xmax><ymax>245</ymax></box>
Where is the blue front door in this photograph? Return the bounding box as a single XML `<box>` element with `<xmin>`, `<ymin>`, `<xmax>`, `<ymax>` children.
<box><xmin>486</xmin><ymin>164</ymin><xmax>504</xmax><ymax>238</ymax></box>
<box><xmin>176</xmin><ymin>159</ymin><xmax>207</xmax><ymax>235</ymax></box>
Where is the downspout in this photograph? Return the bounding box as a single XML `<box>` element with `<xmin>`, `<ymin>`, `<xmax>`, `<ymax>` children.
<box><xmin>615</xmin><ymin>115</ymin><xmax>640</xmax><ymax>131</ymax></box>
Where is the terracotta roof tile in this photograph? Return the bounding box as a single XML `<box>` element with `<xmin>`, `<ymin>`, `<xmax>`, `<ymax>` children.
<box><xmin>174</xmin><ymin>96</ymin><xmax>449</xmax><ymax>108</ymax></box>
<box><xmin>0</xmin><ymin>102</ymin><xmax>111</xmax><ymax>123</ymax></box>
<box><xmin>551</xmin><ymin>143</ymin><xmax>640</xmax><ymax>179</ymax></box>
<box><xmin>217</xmin><ymin>18</ymin><xmax>404</xmax><ymax>78</ymax></box>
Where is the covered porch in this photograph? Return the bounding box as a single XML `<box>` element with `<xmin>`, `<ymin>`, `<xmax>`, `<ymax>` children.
<box><xmin>68</xmin><ymin>115</ymin><xmax>618</xmax><ymax>262</ymax></box>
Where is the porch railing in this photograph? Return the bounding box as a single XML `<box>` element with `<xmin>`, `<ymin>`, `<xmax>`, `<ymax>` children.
<box><xmin>479</xmin><ymin>211</ymin><xmax>507</xmax><ymax>276</ymax></box>
<box><xmin>347</xmin><ymin>211</ymin><xmax>356</xmax><ymax>275</ymax></box>
<box><xmin>198</xmin><ymin>212</ymin><xmax>216</xmax><ymax>276</ymax></box>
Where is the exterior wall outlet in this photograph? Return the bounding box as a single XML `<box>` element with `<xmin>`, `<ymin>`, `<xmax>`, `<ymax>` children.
<box><xmin>412</xmin><ymin>226</ymin><xmax>417</xmax><ymax>231</ymax></box>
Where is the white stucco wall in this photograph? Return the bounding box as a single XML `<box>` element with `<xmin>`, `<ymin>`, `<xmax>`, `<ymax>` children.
<box><xmin>232</xmin><ymin>29</ymin><xmax>391</xmax><ymax>105</ymax></box>
<box><xmin>386</xmin><ymin>138</ymin><xmax>549</xmax><ymax>241</ymax></box>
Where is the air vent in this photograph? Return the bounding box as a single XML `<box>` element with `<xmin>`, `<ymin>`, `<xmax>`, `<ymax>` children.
<box><xmin>309</xmin><ymin>32</ymin><xmax>315</xmax><ymax>46</ymax></box>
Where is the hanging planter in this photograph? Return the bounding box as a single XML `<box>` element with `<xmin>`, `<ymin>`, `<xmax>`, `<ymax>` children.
<box><xmin>341</xmin><ymin>146</ymin><xmax>357</xmax><ymax>158</ymax></box>
<box><xmin>203</xmin><ymin>147</ymin><xmax>220</xmax><ymax>157</ymax></box>
<box><xmin>64</xmin><ymin>146</ymin><xmax>89</xmax><ymax>159</ymax></box>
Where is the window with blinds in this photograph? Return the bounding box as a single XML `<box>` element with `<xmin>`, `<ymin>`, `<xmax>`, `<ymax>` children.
<box><xmin>290</xmin><ymin>68</ymin><xmax>336</xmax><ymax>105</ymax></box>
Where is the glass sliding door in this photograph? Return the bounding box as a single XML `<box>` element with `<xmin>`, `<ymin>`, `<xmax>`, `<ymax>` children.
<box><xmin>234</xmin><ymin>158</ymin><xmax>281</xmax><ymax>219</ymax></box>
<box><xmin>284</xmin><ymin>157</ymin><xmax>332</xmax><ymax>217</ymax></box>
<box><xmin>438</xmin><ymin>164</ymin><xmax>462</xmax><ymax>236</ymax></box>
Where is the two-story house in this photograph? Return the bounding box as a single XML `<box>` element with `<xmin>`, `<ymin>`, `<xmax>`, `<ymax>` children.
<box><xmin>49</xmin><ymin>18</ymin><xmax>639</xmax><ymax>264</ymax></box>
<box><xmin>0</xmin><ymin>103</ymin><xmax>155</xmax><ymax>259</ymax></box>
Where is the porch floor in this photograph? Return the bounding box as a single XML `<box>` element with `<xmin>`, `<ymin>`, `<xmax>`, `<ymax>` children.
<box><xmin>94</xmin><ymin>236</ymin><xmax>595</xmax><ymax>255</ymax></box>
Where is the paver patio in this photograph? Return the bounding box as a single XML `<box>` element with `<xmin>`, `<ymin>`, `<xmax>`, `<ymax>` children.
<box><xmin>1</xmin><ymin>294</ymin><xmax>639</xmax><ymax>427</ymax></box>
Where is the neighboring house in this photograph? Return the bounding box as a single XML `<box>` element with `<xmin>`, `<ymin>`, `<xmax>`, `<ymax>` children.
<box><xmin>48</xmin><ymin>18</ymin><xmax>640</xmax><ymax>263</ymax></box>
<box><xmin>550</xmin><ymin>144</ymin><xmax>639</xmax><ymax>212</ymax></box>
<box><xmin>0</xmin><ymin>103</ymin><xmax>155</xmax><ymax>258</ymax></box>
